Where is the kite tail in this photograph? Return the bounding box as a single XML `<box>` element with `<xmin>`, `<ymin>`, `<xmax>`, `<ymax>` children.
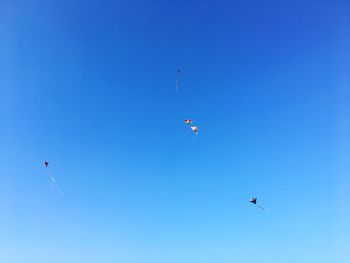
<box><xmin>46</xmin><ymin>169</ymin><xmax>56</xmax><ymax>183</ymax></box>
<box><xmin>257</xmin><ymin>205</ymin><xmax>265</xmax><ymax>210</ymax></box>
<box><xmin>46</xmin><ymin>169</ymin><xmax>64</xmax><ymax>196</ymax></box>
<box><xmin>190</xmin><ymin>135</ymin><xmax>197</xmax><ymax>144</ymax></box>
<box><xmin>175</xmin><ymin>69</ymin><xmax>181</xmax><ymax>92</ymax></box>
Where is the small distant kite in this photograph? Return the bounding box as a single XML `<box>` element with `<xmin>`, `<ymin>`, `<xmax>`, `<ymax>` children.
<box><xmin>190</xmin><ymin>126</ymin><xmax>199</xmax><ymax>135</ymax></box>
<box><xmin>249</xmin><ymin>197</ymin><xmax>265</xmax><ymax>210</ymax></box>
<box><xmin>43</xmin><ymin>161</ymin><xmax>63</xmax><ymax>195</ymax></box>
<box><xmin>175</xmin><ymin>69</ymin><xmax>181</xmax><ymax>92</ymax></box>
<box><xmin>184</xmin><ymin>119</ymin><xmax>199</xmax><ymax>135</ymax></box>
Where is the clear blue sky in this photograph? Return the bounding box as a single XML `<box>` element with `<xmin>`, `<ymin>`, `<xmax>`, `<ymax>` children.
<box><xmin>1</xmin><ymin>0</ymin><xmax>349</xmax><ymax>262</ymax></box>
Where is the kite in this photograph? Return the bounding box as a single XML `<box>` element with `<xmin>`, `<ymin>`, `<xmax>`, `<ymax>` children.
<box><xmin>190</xmin><ymin>126</ymin><xmax>199</xmax><ymax>135</ymax></box>
<box><xmin>175</xmin><ymin>69</ymin><xmax>181</xmax><ymax>92</ymax></box>
<box><xmin>184</xmin><ymin>119</ymin><xmax>199</xmax><ymax>135</ymax></box>
<box><xmin>249</xmin><ymin>197</ymin><xmax>265</xmax><ymax>210</ymax></box>
<box><xmin>43</xmin><ymin>161</ymin><xmax>63</xmax><ymax>195</ymax></box>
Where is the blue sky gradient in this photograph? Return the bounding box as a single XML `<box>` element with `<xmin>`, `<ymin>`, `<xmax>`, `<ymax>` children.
<box><xmin>1</xmin><ymin>0</ymin><xmax>349</xmax><ymax>262</ymax></box>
